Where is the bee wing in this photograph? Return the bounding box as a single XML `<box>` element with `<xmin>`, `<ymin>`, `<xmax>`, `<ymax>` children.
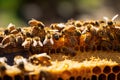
<box><xmin>38</xmin><ymin>41</ymin><xmax>43</xmax><ymax>47</ymax></box>
<box><xmin>103</xmin><ymin>16</ymin><xmax>109</xmax><ymax>21</ymax></box>
<box><xmin>33</xmin><ymin>40</ymin><xmax>37</xmax><ymax>47</ymax></box>
<box><xmin>43</xmin><ymin>37</ymin><xmax>48</xmax><ymax>45</ymax></box>
<box><xmin>57</xmin><ymin>23</ymin><xmax>65</xmax><ymax>28</ymax></box>
<box><xmin>22</xmin><ymin>41</ymin><xmax>27</xmax><ymax>47</ymax></box>
<box><xmin>22</xmin><ymin>42</ymin><xmax>25</xmax><ymax>47</ymax></box>
<box><xmin>37</xmin><ymin>53</ymin><xmax>51</xmax><ymax>60</ymax></box>
<box><xmin>50</xmin><ymin>38</ymin><xmax>54</xmax><ymax>45</ymax></box>
<box><xmin>82</xmin><ymin>28</ymin><xmax>87</xmax><ymax>34</ymax></box>
<box><xmin>0</xmin><ymin>57</ymin><xmax>7</xmax><ymax>63</ymax></box>
<box><xmin>112</xmin><ymin>14</ymin><xmax>118</xmax><ymax>21</ymax></box>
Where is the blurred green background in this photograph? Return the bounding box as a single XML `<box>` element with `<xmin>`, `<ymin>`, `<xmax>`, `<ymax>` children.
<box><xmin>0</xmin><ymin>0</ymin><xmax>119</xmax><ymax>27</ymax></box>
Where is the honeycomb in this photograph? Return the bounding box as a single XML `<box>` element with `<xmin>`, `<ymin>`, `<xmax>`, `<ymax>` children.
<box><xmin>0</xmin><ymin>15</ymin><xmax>120</xmax><ymax>80</ymax></box>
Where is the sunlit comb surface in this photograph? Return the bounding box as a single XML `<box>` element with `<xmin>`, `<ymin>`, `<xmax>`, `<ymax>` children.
<box><xmin>0</xmin><ymin>15</ymin><xmax>120</xmax><ymax>80</ymax></box>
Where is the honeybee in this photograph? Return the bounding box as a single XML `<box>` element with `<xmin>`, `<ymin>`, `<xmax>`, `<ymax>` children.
<box><xmin>28</xmin><ymin>18</ymin><xmax>45</xmax><ymax>29</ymax></box>
<box><xmin>32</xmin><ymin>37</ymin><xmax>43</xmax><ymax>47</ymax></box>
<box><xmin>103</xmin><ymin>14</ymin><xmax>118</xmax><ymax>26</ymax></box>
<box><xmin>0</xmin><ymin>57</ymin><xmax>7</xmax><ymax>72</ymax></box>
<box><xmin>1</xmin><ymin>34</ymin><xmax>16</xmax><ymax>48</ymax></box>
<box><xmin>0</xmin><ymin>57</ymin><xmax>7</xmax><ymax>63</ymax></box>
<box><xmin>4</xmin><ymin>23</ymin><xmax>16</xmax><ymax>35</ymax></box>
<box><xmin>43</xmin><ymin>28</ymin><xmax>56</xmax><ymax>45</ymax></box>
<box><xmin>7</xmin><ymin>23</ymin><xmax>16</xmax><ymax>32</ymax></box>
<box><xmin>22</xmin><ymin>38</ymin><xmax>32</xmax><ymax>49</ymax></box>
<box><xmin>28</xmin><ymin>53</ymin><xmax>51</xmax><ymax>66</ymax></box>
<box><xmin>15</xmin><ymin>34</ymin><xmax>24</xmax><ymax>46</ymax></box>
<box><xmin>14</xmin><ymin>56</ymin><xmax>27</xmax><ymax>69</ymax></box>
<box><xmin>73</xmin><ymin>20</ymin><xmax>83</xmax><ymax>27</ymax></box>
<box><xmin>50</xmin><ymin>23</ymin><xmax>65</xmax><ymax>31</ymax></box>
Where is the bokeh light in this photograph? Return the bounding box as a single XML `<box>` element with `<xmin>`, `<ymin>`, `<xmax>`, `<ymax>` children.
<box><xmin>0</xmin><ymin>0</ymin><xmax>119</xmax><ymax>27</ymax></box>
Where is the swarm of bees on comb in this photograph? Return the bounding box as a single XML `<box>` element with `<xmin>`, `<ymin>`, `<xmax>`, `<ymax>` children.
<box><xmin>0</xmin><ymin>15</ymin><xmax>120</xmax><ymax>80</ymax></box>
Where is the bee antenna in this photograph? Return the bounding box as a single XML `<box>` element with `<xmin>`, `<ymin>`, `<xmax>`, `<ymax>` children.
<box><xmin>112</xmin><ymin>14</ymin><xmax>119</xmax><ymax>21</ymax></box>
<box><xmin>103</xmin><ymin>16</ymin><xmax>109</xmax><ymax>21</ymax></box>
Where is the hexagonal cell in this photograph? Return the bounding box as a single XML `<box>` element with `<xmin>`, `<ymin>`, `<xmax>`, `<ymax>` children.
<box><xmin>86</xmin><ymin>78</ymin><xmax>90</xmax><ymax>80</ymax></box>
<box><xmin>3</xmin><ymin>75</ymin><xmax>13</xmax><ymax>80</ymax></box>
<box><xmin>58</xmin><ymin>77</ymin><xmax>63</xmax><ymax>80</ymax></box>
<box><xmin>92</xmin><ymin>66</ymin><xmax>101</xmax><ymax>74</ymax></box>
<box><xmin>98</xmin><ymin>74</ymin><xmax>106</xmax><ymax>80</ymax></box>
<box><xmin>56</xmin><ymin>48</ymin><xmax>61</xmax><ymax>53</ymax></box>
<box><xmin>117</xmin><ymin>73</ymin><xmax>120</xmax><ymax>80</ymax></box>
<box><xmin>103</xmin><ymin>66</ymin><xmax>111</xmax><ymax>74</ymax></box>
<box><xmin>24</xmin><ymin>74</ymin><xmax>30</xmax><ymax>80</ymax></box>
<box><xmin>112</xmin><ymin>65</ymin><xmax>120</xmax><ymax>73</ymax></box>
<box><xmin>69</xmin><ymin>76</ymin><xmax>75</xmax><ymax>80</ymax></box>
<box><xmin>14</xmin><ymin>75</ymin><xmax>23</xmax><ymax>80</ymax></box>
<box><xmin>50</xmin><ymin>49</ymin><xmax>55</xmax><ymax>53</ymax></box>
<box><xmin>80</xmin><ymin>46</ymin><xmax>84</xmax><ymax>52</ymax></box>
<box><xmin>108</xmin><ymin>73</ymin><xmax>116</xmax><ymax>80</ymax></box>
<box><xmin>76</xmin><ymin>76</ymin><xmax>82</xmax><ymax>80</ymax></box>
<box><xmin>83</xmin><ymin>77</ymin><xmax>86</xmax><ymax>80</ymax></box>
<box><xmin>91</xmin><ymin>75</ymin><xmax>97</xmax><ymax>80</ymax></box>
<box><xmin>85</xmin><ymin>46</ymin><xmax>90</xmax><ymax>52</ymax></box>
<box><xmin>74</xmin><ymin>45</ymin><xmax>79</xmax><ymax>51</ymax></box>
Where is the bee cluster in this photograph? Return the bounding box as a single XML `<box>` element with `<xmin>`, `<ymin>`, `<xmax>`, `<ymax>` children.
<box><xmin>0</xmin><ymin>15</ymin><xmax>120</xmax><ymax>56</ymax></box>
<box><xmin>0</xmin><ymin>15</ymin><xmax>119</xmax><ymax>60</ymax></box>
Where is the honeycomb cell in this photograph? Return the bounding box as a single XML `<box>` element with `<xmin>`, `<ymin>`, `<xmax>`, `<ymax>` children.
<box><xmin>0</xmin><ymin>77</ymin><xmax>1</xmax><ymax>80</ymax></box>
<box><xmin>0</xmin><ymin>65</ymin><xmax>6</xmax><ymax>72</ymax></box>
<box><xmin>69</xmin><ymin>76</ymin><xmax>75</xmax><ymax>80</ymax></box>
<box><xmin>117</xmin><ymin>73</ymin><xmax>120</xmax><ymax>80</ymax></box>
<box><xmin>87</xmin><ymin>78</ymin><xmax>90</xmax><ymax>80</ymax></box>
<box><xmin>50</xmin><ymin>49</ymin><xmax>55</xmax><ymax>53</ymax></box>
<box><xmin>103</xmin><ymin>66</ymin><xmax>111</xmax><ymax>74</ymax></box>
<box><xmin>56</xmin><ymin>48</ymin><xmax>61</xmax><ymax>53</ymax></box>
<box><xmin>14</xmin><ymin>75</ymin><xmax>23</xmax><ymax>80</ymax></box>
<box><xmin>98</xmin><ymin>74</ymin><xmax>106</xmax><ymax>80</ymax></box>
<box><xmin>24</xmin><ymin>74</ymin><xmax>30</xmax><ymax>80</ymax></box>
<box><xmin>108</xmin><ymin>73</ymin><xmax>115</xmax><ymax>80</ymax></box>
<box><xmin>31</xmin><ymin>75</ymin><xmax>37</xmax><ymax>80</ymax></box>
<box><xmin>83</xmin><ymin>77</ymin><xmax>86</xmax><ymax>80</ymax></box>
<box><xmin>112</xmin><ymin>65</ymin><xmax>120</xmax><ymax>73</ymax></box>
<box><xmin>3</xmin><ymin>75</ymin><xmax>12</xmax><ymax>80</ymax></box>
<box><xmin>92</xmin><ymin>66</ymin><xmax>101</xmax><ymax>74</ymax></box>
<box><xmin>80</xmin><ymin>46</ymin><xmax>84</xmax><ymax>52</ymax></box>
<box><xmin>85</xmin><ymin>46</ymin><xmax>90</xmax><ymax>52</ymax></box>
<box><xmin>91</xmin><ymin>75</ymin><xmax>97</xmax><ymax>80</ymax></box>
<box><xmin>74</xmin><ymin>46</ymin><xmax>79</xmax><ymax>51</ymax></box>
<box><xmin>58</xmin><ymin>77</ymin><xmax>63</xmax><ymax>80</ymax></box>
<box><xmin>76</xmin><ymin>76</ymin><xmax>81</xmax><ymax>80</ymax></box>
